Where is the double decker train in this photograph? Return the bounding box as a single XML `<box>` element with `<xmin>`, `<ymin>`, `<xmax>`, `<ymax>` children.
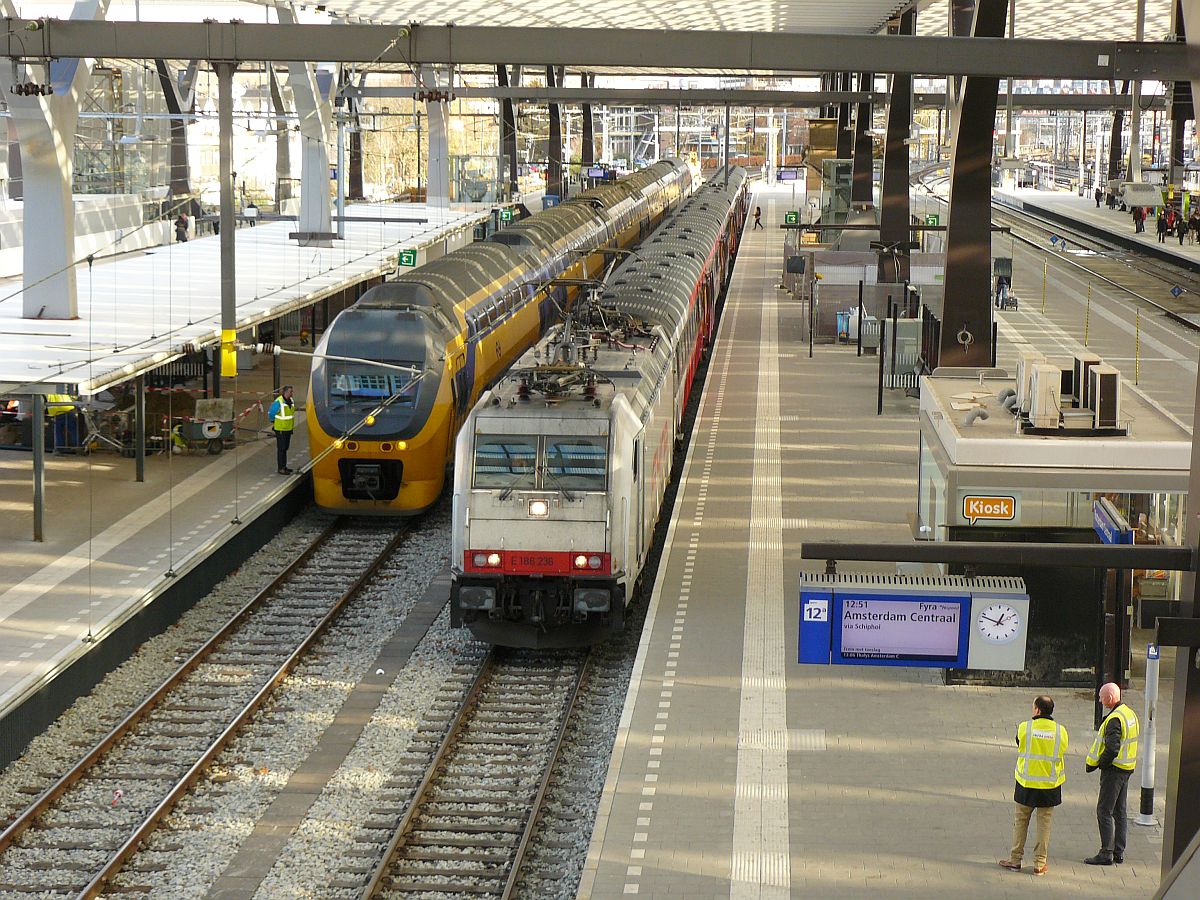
<box><xmin>450</xmin><ymin>167</ymin><xmax>749</xmax><ymax>647</ymax></box>
<box><xmin>306</xmin><ymin>160</ymin><xmax>693</xmax><ymax>514</ymax></box>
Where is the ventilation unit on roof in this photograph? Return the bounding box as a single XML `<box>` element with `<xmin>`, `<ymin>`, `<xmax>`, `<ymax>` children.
<box><xmin>1088</xmin><ymin>364</ymin><xmax>1121</xmax><ymax>429</ymax></box>
<box><xmin>1029</xmin><ymin>364</ymin><xmax>1062</xmax><ymax>429</ymax></box>
<box><xmin>1015</xmin><ymin>349</ymin><xmax>1046</xmax><ymax>414</ymax></box>
<box><xmin>1072</xmin><ymin>351</ymin><xmax>1101</xmax><ymax>408</ymax></box>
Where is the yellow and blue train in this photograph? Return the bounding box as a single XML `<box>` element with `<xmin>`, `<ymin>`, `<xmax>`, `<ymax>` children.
<box><xmin>307</xmin><ymin>159</ymin><xmax>693</xmax><ymax>514</ymax></box>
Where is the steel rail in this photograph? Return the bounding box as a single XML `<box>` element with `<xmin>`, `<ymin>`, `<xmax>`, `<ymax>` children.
<box><xmin>79</xmin><ymin>525</ymin><xmax>408</xmax><ymax>897</ymax></box>
<box><xmin>0</xmin><ymin>518</ymin><xmax>342</xmax><ymax>854</ymax></box>
<box><xmin>358</xmin><ymin>650</ymin><xmax>498</xmax><ymax>899</ymax></box>
<box><xmin>501</xmin><ymin>652</ymin><xmax>591</xmax><ymax>899</ymax></box>
<box><xmin>990</xmin><ymin>203</ymin><xmax>1200</xmax><ymax>332</ymax></box>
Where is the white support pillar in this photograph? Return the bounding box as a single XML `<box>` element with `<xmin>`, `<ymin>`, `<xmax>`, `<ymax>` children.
<box><xmin>421</xmin><ymin>66</ymin><xmax>451</xmax><ymax>209</ymax></box>
<box><xmin>0</xmin><ymin>0</ymin><xmax>110</xmax><ymax>319</ymax></box>
<box><xmin>1130</xmin><ymin>0</ymin><xmax>1147</xmax><ymax>182</ymax></box>
<box><xmin>278</xmin><ymin>4</ymin><xmax>333</xmax><ymax>245</ymax></box>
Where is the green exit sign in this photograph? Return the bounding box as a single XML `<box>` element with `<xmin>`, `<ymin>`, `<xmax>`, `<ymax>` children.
<box><xmin>397</xmin><ymin>249</ymin><xmax>417</xmax><ymax>267</ymax></box>
<box><xmin>924</xmin><ymin>214</ymin><xmax>940</xmax><ymax>227</ymax></box>
<box><xmin>784</xmin><ymin>211</ymin><xmax>799</xmax><ymax>225</ymax></box>
<box><xmin>499</xmin><ymin>208</ymin><xmax>514</xmax><ymax>222</ymax></box>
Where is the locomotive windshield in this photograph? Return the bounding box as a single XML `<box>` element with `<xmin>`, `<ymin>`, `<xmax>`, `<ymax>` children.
<box><xmin>473</xmin><ymin>435</ymin><xmax>538</xmax><ymax>489</ymax></box>
<box><xmin>328</xmin><ymin>364</ymin><xmax>419</xmax><ymax>408</ymax></box>
<box><xmin>472</xmin><ymin>433</ymin><xmax>608</xmax><ymax>492</ymax></box>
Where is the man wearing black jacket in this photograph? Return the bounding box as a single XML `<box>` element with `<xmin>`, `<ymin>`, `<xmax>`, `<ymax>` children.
<box><xmin>1084</xmin><ymin>682</ymin><xmax>1140</xmax><ymax>866</ymax></box>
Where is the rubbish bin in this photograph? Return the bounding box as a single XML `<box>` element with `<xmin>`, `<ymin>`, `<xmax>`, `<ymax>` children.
<box><xmin>542</xmin><ymin>195</ymin><xmax>560</xmax><ymax>210</ymax></box>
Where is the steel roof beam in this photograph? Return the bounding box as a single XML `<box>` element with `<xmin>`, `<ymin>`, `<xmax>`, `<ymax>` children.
<box><xmin>349</xmin><ymin>86</ymin><xmax>1165</xmax><ymax>111</ymax></box>
<box><xmin>0</xmin><ymin>19</ymin><xmax>1188</xmax><ymax>79</ymax></box>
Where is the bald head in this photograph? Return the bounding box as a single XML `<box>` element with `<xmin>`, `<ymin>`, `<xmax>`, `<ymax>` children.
<box><xmin>1099</xmin><ymin>682</ymin><xmax>1122</xmax><ymax>708</ymax></box>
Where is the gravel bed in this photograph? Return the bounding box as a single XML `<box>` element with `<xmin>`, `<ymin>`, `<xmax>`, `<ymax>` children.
<box><xmin>104</xmin><ymin>504</ymin><xmax>452</xmax><ymax>897</ymax></box>
<box><xmin>253</xmin><ymin>609</ymin><xmax>479</xmax><ymax>899</ymax></box>
<box><xmin>0</xmin><ymin>510</ymin><xmax>330</xmax><ymax>831</ymax></box>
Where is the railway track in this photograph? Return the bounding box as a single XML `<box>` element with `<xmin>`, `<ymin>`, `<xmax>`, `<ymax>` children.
<box><xmin>0</xmin><ymin>519</ymin><xmax>405</xmax><ymax>897</ymax></box>
<box><xmin>357</xmin><ymin>648</ymin><xmax>589</xmax><ymax>899</ymax></box>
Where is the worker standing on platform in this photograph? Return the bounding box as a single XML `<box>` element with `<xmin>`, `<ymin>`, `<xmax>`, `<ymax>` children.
<box><xmin>753</xmin><ymin>206</ymin><xmax>763</xmax><ymax>230</ymax></box>
<box><xmin>174</xmin><ymin>213</ymin><xmax>189</xmax><ymax>243</ymax></box>
<box><xmin>1084</xmin><ymin>682</ymin><xmax>1139</xmax><ymax>866</ymax></box>
<box><xmin>998</xmin><ymin>695</ymin><xmax>1067</xmax><ymax>877</ymax></box>
<box><xmin>268</xmin><ymin>385</ymin><xmax>295</xmax><ymax>475</ymax></box>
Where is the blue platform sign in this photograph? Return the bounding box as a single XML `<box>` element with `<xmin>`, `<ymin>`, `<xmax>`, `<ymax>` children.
<box><xmin>1171</xmin><ymin>285</ymin><xmax>1184</xmax><ymax>298</ymax></box>
<box><xmin>1093</xmin><ymin>498</ymin><xmax>1133</xmax><ymax>545</ymax></box>
<box><xmin>1148</xmin><ymin>643</ymin><xmax>1160</xmax><ymax>660</ymax></box>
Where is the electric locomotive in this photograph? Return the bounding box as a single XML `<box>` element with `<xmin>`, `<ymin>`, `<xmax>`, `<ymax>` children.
<box><xmin>450</xmin><ymin>168</ymin><xmax>749</xmax><ymax>647</ymax></box>
<box><xmin>307</xmin><ymin>159</ymin><xmax>693</xmax><ymax>514</ymax></box>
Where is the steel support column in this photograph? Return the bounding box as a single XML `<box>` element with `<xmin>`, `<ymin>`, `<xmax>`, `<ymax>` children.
<box><xmin>0</xmin><ymin>0</ymin><xmax>110</xmax><ymax>319</ymax></box>
<box><xmin>1130</xmin><ymin>0</ymin><xmax>1147</xmax><ymax>181</ymax></box>
<box><xmin>155</xmin><ymin>59</ymin><xmax>200</xmax><ymax>218</ymax></box>
<box><xmin>851</xmin><ymin>72</ymin><xmax>874</xmax><ymax>206</ymax></box>
<box><xmin>217</xmin><ymin>61</ymin><xmax>238</xmax><ymax>379</ymax></box>
<box><xmin>723</xmin><ymin>104</ymin><xmax>730</xmax><ymax>181</ymax></box>
<box><xmin>1164</xmin><ymin>4</ymin><xmax>1200</xmax><ymax>877</ymax></box>
<box><xmin>1108</xmin><ymin>81</ymin><xmax>1129</xmax><ymax>181</ymax></box>
<box><xmin>268</xmin><ymin>64</ymin><xmax>292</xmax><ymax>208</ymax></box>
<box><xmin>422</xmin><ymin>66</ymin><xmax>451</xmax><ymax>209</ymax></box>
<box><xmin>836</xmin><ymin>73</ymin><xmax>854</xmax><ymax>160</ymax></box>
<box><xmin>1005</xmin><ymin>0</ymin><xmax>1015</xmax><ymax>156</ymax></box>
<box><xmin>31</xmin><ymin>393</ymin><xmax>44</xmax><ymax>542</ymax></box>
<box><xmin>135</xmin><ymin>375</ymin><xmax>145</xmax><ymax>483</ymax></box>
<box><xmin>497</xmin><ymin>65</ymin><xmax>519</xmax><ymax>200</ymax></box>
<box><xmin>880</xmin><ymin>10</ymin><xmax>916</xmax><ymax>282</ymax></box>
<box><xmin>581</xmin><ymin>72</ymin><xmax>595</xmax><ymax>166</ymax></box>
<box><xmin>546</xmin><ymin>66</ymin><xmax>562</xmax><ymax>200</ymax></box>
<box><xmin>939</xmin><ymin>0</ymin><xmax>1007</xmax><ymax>369</ymax></box>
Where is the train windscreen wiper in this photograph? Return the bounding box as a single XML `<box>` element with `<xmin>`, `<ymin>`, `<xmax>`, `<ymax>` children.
<box><xmin>540</xmin><ymin>467</ymin><xmax>577</xmax><ymax>502</ymax></box>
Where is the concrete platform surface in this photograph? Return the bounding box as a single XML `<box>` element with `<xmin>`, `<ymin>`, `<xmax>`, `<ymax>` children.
<box><xmin>579</xmin><ymin>185</ymin><xmax>1173</xmax><ymax>899</ymax></box>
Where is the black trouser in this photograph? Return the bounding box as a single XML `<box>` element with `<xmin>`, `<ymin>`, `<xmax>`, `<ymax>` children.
<box><xmin>1097</xmin><ymin>766</ymin><xmax>1132</xmax><ymax>856</ymax></box>
<box><xmin>274</xmin><ymin>429</ymin><xmax>292</xmax><ymax>471</ymax></box>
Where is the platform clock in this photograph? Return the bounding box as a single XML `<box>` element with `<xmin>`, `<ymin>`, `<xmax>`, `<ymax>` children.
<box><xmin>975</xmin><ymin>602</ymin><xmax>1022</xmax><ymax>644</ymax></box>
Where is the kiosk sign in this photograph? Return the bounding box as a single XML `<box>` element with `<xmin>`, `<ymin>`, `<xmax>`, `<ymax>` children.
<box><xmin>962</xmin><ymin>494</ymin><xmax>1016</xmax><ymax>525</ymax></box>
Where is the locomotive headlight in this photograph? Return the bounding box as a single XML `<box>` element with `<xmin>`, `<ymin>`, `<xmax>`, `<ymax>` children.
<box><xmin>528</xmin><ymin>499</ymin><xmax>549</xmax><ymax>518</ymax></box>
<box><xmin>473</xmin><ymin>552</ymin><xmax>488</xmax><ymax>567</ymax></box>
<box><xmin>486</xmin><ymin>552</ymin><xmax>501</xmax><ymax>567</ymax></box>
<box><xmin>364</xmin><ymin>414</ymin><xmax>376</xmax><ymax>426</ymax></box>
<box><xmin>334</xmin><ymin>439</ymin><xmax>344</xmax><ymax>449</ymax></box>
<box><xmin>574</xmin><ymin>554</ymin><xmax>589</xmax><ymax>569</ymax></box>
<box><xmin>588</xmin><ymin>555</ymin><xmax>602</xmax><ymax>569</ymax></box>
<box><xmin>397</xmin><ymin>441</ymin><xmax>407</xmax><ymax>450</ymax></box>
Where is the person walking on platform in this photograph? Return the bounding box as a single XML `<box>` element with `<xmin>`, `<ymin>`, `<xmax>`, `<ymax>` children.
<box><xmin>998</xmin><ymin>695</ymin><xmax>1068</xmax><ymax>877</ymax></box>
<box><xmin>1157</xmin><ymin>211</ymin><xmax>1169</xmax><ymax>243</ymax></box>
<box><xmin>1084</xmin><ymin>682</ymin><xmax>1139</xmax><ymax>866</ymax></box>
<box><xmin>174</xmin><ymin>213</ymin><xmax>189</xmax><ymax>243</ymax></box>
<box><xmin>1094</xmin><ymin>186</ymin><xmax>1103</xmax><ymax>208</ymax></box>
<box><xmin>268</xmin><ymin>385</ymin><xmax>295</xmax><ymax>475</ymax></box>
<box><xmin>1133</xmin><ymin>206</ymin><xmax>1145</xmax><ymax>234</ymax></box>
<box><xmin>752</xmin><ymin>206</ymin><xmax>763</xmax><ymax>230</ymax></box>
<box><xmin>1179</xmin><ymin>215</ymin><xmax>1189</xmax><ymax>246</ymax></box>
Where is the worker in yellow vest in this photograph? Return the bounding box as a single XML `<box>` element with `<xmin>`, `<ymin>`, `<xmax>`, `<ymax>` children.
<box><xmin>998</xmin><ymin>695</ymin><xmax>1067</xmax><ymax>876</ymax></box>
<box><xmin>267</xmin><ymin>385</ymin><xmax>295</xmax><ymax>475</ymax></box>
<box><xmin>1084</xmin><ymin>682</ymin><xmax>1139</xmax><ymax>866</ymax></box>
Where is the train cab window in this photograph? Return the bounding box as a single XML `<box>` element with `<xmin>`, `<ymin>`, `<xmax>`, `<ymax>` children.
<box><xmin>473</xmin><ymin>434</ymin><xmax>537</xmax><ymax>489</ymax></box>
<box><xmin>329</xmin><ymin>365</ymin><xmax>419</xmax><ymax>407</ymax></box>
<box><xmin>542</xmin><ymin>436</ymin><xmax>607</xmax><ymax>491</ymax></box>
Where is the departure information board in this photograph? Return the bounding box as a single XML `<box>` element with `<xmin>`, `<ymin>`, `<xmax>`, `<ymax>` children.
<box><xmin>834</xmin><ymin>597</ymin><xmax>966</xmax><ymax>665</ymax></box>
<box><xmin>798</xmin><ymin>576</ymin><xmax>1029</xmax><ymax>671</ymax></box>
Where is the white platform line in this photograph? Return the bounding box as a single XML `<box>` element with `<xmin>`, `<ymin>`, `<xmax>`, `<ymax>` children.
<box><xmin>730</xmin><ymin>225</ymin><xmax>790</xmax><ymax>900</ymax></box>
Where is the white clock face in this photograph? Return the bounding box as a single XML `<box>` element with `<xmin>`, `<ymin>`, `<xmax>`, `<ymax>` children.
<box><xmin>976</xmin><ymin>603</ymin><xmax>1021</xmax><ymax>644</ymax></box>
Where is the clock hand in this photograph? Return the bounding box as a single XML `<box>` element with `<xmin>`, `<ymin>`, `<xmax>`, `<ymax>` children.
<box><xmin>983</xmin><ymin>615</ymin><xmax>1004</xmax><ymax>626</ymax></box>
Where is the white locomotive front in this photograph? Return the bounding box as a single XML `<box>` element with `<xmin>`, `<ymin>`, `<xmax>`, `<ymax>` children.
<box><xmin>450</xmin><ymin>168</ymin><xmax>749</xmax><ymax>647</ymax></box>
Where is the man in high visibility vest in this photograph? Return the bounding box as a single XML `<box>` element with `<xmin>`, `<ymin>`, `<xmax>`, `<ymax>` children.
<box><xmin>999</xmin><ymin>695</ymin><xmax>1068</xmax><ymax>876</ymax></box>
<box><xmin>267</xmin><ymin>385</ymin><xmax>295</xmax><ymax>475</ymax></box>
<box><xmin>1084</xmin><ymin>682</ymin><xmax>1139</xmax><ymax>866</ymax></box>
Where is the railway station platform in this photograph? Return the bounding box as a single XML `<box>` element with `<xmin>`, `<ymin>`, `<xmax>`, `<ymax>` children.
<box><xmin>0</xmin><ymin>200</ymin><xmax>491</xmax><ymax>763</ymax></box>
<box><xmin>995</xmin><ymin>186</ymin><xmax>1200</xmax><ymax>270</ymax></box>
<box><xmin>0</xmin><ymin>346</ymin><xmax>313</xmax><ymax>765</ymax></box>
<box><xmin>579</xmin><ymin>184</ymin><xmax>1173</xmax><ymax>898</ymax></box>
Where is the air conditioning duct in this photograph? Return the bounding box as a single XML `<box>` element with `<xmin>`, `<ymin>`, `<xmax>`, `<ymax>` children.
<box><xmin>1072</xmin><ymin>351</ymin><xmax>1102</xmax><ymax>408</ymax></box>
<box><xmin>1016</xmin><ymin>350</ymin><xmax>1046</xmax><ymax>415</ymax></box>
